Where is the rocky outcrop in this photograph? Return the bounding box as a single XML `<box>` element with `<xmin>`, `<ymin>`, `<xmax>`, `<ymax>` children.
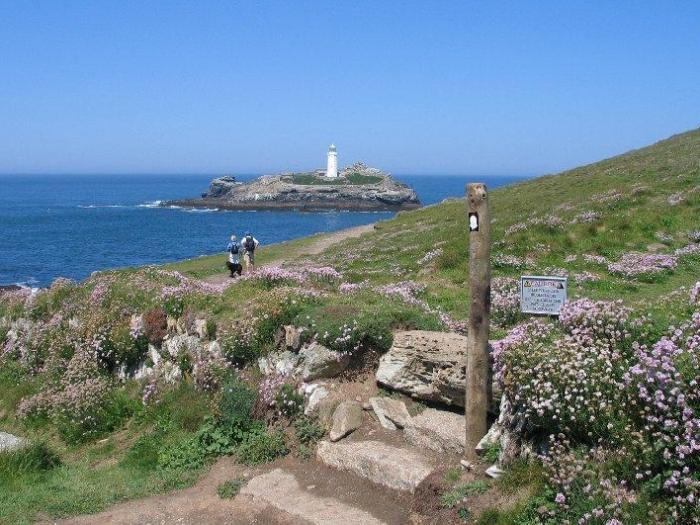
<box><xmin>376</xmin><ymin>330</ymin><xmax>498</xmax><ymax>410</ymax></box>
<box><xmin>376</xmin><ymin>331</ymin><xmax>467</xmax><ymax>407</ymax></box>
<box><xmin>164</xmin><ymin>164</ymin><xmax>420</xmax><ymax>211</ymax></box>
<box><xmin>298</xmin><ymin>343</ymin><xmax>350</xmax><ymax>382</ymax></box>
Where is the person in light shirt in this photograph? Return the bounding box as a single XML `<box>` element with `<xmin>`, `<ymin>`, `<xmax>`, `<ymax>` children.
<box><xmin>241</xmin><ymin>231</ymin><xmax>259</xmax><ymax>273</ymax></box>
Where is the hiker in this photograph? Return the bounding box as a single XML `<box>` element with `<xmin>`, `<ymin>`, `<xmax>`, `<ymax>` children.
<box><xmin>241</xmin><ymin>231</ymin><xmax>259</xmax><ymax>273</ymax></box>
<box><xmin>226</xmin><ymin>235</ymin><xmax>242</xmax><ymax>278</ymax></box>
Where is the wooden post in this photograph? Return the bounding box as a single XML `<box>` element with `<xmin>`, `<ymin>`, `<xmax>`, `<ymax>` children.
<box><xmin>465</xmin><ymin>183</ymin><xmax>491</xmax><ymax>462</ymax></box>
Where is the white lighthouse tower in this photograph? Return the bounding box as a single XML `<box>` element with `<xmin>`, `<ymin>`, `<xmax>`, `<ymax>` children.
<box><xmin>326</xmin><ymin>144</ymin><xmax>338</xmax><ymax>178</ymax></box>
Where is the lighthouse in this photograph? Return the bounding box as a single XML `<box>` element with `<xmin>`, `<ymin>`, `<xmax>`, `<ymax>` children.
<box><xmin>326</xmin><ymin>144</ymin><xmax>338</xmax><ymax>178</ymax></box>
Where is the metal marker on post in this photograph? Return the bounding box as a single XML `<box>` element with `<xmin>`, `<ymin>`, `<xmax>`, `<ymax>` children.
<box><xmin>465</xmin><ymin>183</ymin><xmax>491</xmax><ymax>462</ymax></box>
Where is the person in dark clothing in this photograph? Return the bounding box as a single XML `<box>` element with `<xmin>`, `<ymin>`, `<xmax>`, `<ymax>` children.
<box><xmin>226</xmin><ymin>235</ymin><xmax>243</xmax><ymax>277</ymax></box>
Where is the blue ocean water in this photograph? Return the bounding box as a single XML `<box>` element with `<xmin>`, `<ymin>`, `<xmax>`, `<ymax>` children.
<box><xmin>0</xmin><ymin>174</ymin><xmax>524</xmax><ymax>286</ymax></box>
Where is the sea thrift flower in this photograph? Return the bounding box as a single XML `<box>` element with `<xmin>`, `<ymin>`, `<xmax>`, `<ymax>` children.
<box><xmin>608</xmin><ymin>252</ymin><xmax>677</xmax><ymax>278</ymax></box>
<box><xmin>490</xmin><ymin>277</ymin><xmax>521</xmax><ymax>327</ymax></box>
<box><xmin>583</xmin><ymin>254</ymin><xmax>607</xmax><ymax>265</ymax></box>
<box><xmin>418</xmin><ymin>248</ymin><xmax>443</xmax><ymax>264</ymax></box>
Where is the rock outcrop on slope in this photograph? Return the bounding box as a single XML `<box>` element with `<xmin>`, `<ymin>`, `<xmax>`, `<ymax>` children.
<box><xmin>165</xmin><ymin>163</ymin><xmax>421</xmax><ymax>211</ymax></box>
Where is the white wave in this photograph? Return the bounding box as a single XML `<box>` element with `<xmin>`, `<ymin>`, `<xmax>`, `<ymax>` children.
<box><xmin>183</xmin><ymin>207</ymin><xmax>219</xmax><ymax>213</ymax></box>
<box><xmin>137</xmin><ymin>200</ymin><xmax>163</xmax><ymax>208</ymax></box>
<box><xmin>78</xmin><ymin>204</ymin><xmax>128</xmax><ymax>209</ymax></box>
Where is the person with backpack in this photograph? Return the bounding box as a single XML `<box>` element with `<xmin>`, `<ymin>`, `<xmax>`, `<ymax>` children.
<box><xmin>241</xmin><ymin>231</ymin><xmax>259</xmax><ymax>273</ymax></box>
<box><xmin>226</xmin><ymin>235</ymin><xmax>243</xmax><ymax>277</ymax></box>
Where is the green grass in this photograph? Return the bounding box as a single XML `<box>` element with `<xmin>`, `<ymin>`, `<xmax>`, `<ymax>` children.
<box><xmin>3</xmin><ymin>127</ymin><xmax>700</xmax><ymax>524</ymax></box>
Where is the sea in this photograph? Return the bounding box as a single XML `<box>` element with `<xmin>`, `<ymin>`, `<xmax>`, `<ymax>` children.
<box><xmin>0</xmin><ymin>174</ymin><xmax>526</xmax><ymax>287</ymax></box>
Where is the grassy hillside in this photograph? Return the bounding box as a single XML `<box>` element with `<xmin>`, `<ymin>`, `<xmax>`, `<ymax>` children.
<box><xmin>1</xmin><ymin>128</ymin><xmax>699</xmax><ymax>524</ymax></box>
<box><xmin>173</xmin><ymin>127</ymin><xmax>700</xmax><ymax>326</ymax></box>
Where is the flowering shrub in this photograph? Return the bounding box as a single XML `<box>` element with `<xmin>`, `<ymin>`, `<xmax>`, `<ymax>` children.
<box><xmin>338</xmin><ymin>282</ymin><xmax>365</xmax><ymax>294</ymax></box>
<box><xmin>675</xmin><ymin>243</ymin><xmax>700</xmax><ymax>257</ymax></box>
<box><xmin>608</xmin><ymin>252</ymin><xmax>677</xmax><ymax>279</ymax></box>
<box><xmin>17</xmin><ymin>346</ymin><xmax>133</xmax><ymax>443</ymax></box>
<box><xmin>583</xmin><ymin>253</ymin><xmax>608</xmax><ymax>265</ymax></box>
<box><xmin>418</xmin><ymin>248</ymin><xmax>443</xmax><ymax>265</ymax></box>
<box><xmin>492</xmin><ymin>254</ymin><xmax>526</xmax><ymax>270</ymax></box>
<box><xmin>573</xmin><ymin>271</ymin><xmax>600</xmax><ymax>284</ymax></box>
<box><xmin>667</xmin><ymin>192</ymin><xmax>683</xmax><ymax>206</ymax></box>
<box><xmin>559</xmin><ymin>299</ymin><xmax>638</xmax><ymax>346</ymax></box>
<box><xmin>496</xmin><ymin>289</ymin><xmax>700</xmax><ymax>521</ymax></box>
<box><xmin>571</xmin><ymin>210</ymin><xmax>600</xmax><ymax>224</ymax></box>
<box><xmin>691</xmin><ymin>282</ymin><xmax>700</xmax><ymax>305</ymax></box>
<box><xmin>490</xmin><ymin>277</ymin><xmax>521</xmax><ymax>327</ymax></box>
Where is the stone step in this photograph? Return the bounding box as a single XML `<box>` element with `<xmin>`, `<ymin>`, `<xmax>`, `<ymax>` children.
<box><xmin>404</xmin><ymin>407</ymin><xmax>466</xmax><ymax>454</ymax></box>
<box><xmin>316</xmin><ymin>439</ymin><xmax>434</xmax><ymax>493</ymax></box>
<box><xmin>239</xmin><ymin>468</ymin><xmax>387</xmax><ymax>525</ymax></box>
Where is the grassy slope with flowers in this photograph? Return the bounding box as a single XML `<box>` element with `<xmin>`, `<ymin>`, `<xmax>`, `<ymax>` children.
<box><xmin>1</xmin><ymin>128</ymin><xmax>699</xmax><ymax>524</ymax></box>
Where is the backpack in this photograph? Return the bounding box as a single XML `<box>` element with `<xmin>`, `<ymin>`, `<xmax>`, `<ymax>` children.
<box><xmin>229</xmin><ymin>241</ymin><xmax>240</xmax><ymax>255</ymax></box>
<box><xmin>245</xmin><ymin>235</ymin><xmax>255</xmax><ymax>252</ymax></box>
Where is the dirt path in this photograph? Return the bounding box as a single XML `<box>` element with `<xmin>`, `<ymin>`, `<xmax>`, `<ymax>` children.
<box><xmin>205</xmin><ymin>223</ymin><xmax>374</xmax><ymax>285</ymax></box>
<box><xmin>298</xmin><ymin>223</ymin><xmax>374</xmax><ymax>257</ymax></box>
<box><xmin>49</xmin><ymin>459</ymin><xmax>299</xmax><ymax>525</ymax></box>
<box><xmin>51</xmin><ymin>452</ymin><xmax>414</xmax><ymax>525</ymax></box>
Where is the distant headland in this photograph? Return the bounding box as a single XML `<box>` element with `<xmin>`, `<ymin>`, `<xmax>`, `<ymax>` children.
<box><xmin>164</xmin><ymin>145</ymin><xmax>421</xmax><ymax>212</ymax></box>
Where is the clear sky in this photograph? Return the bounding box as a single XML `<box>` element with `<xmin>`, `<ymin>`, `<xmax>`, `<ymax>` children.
<box><xmin>1</xmin><ymin>1</ymin><xmax>699</xmax><ymax>176</ymax></box>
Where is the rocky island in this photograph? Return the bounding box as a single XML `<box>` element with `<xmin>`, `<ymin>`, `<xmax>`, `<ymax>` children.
<box><xmin>165</xmin><ymin>161</ymin><xmax>421</xmax><ymax>212</ymax></box>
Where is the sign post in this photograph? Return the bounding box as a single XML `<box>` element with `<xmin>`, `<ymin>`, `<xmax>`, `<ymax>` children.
<box><xmin>465</xmin><ymin>183</ymin><xmax>490</xmax><ymax>462</ymax></box>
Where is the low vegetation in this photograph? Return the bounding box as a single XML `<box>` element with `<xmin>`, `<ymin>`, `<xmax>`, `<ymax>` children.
<box><xmin>285</xmin><ymin>172</ymin><xmax>383</xmax><ymax>185</ymax></box>
<box><xmin>1</xmin><ymin>128</ymin><xmax>700</xmax><ymax>523</ymax></box>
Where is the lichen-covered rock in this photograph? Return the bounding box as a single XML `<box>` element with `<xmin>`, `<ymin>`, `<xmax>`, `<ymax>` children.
<box><xmin>369</xmin><ymin>397</ymin><xmax>411</xmax><ymax>430</ymax></box>
<box><xmin>376</xmin><ymin>330</ymin><xmax>497</xmax><ymax>410</ymax></box>
<box><xmin>258</xmin><ymin>351</ymin><xmax>301</xmax><ymax>377</ymax></box>
<box><xmin>299</xmin><ymin>343</ymin><xmax>350</xmax><ymax>381</ymax></box>
<box><xmin>303</xmin><ymin>383</ymin><xmax>330</xmax><ymax>417</ymax></box>
<box><xmin>0</xmin><ymin>432</ymin><xmax>28</xmax><ymax>453</ymax></box>
<box><xmin>329</xmin><ymin>401</ymin><xmax>363</xmax><ymax>442</ymax></box>
<box><xmin>376</xmin><ymin>331</ymin><xmax>467</xmax><ymax>406</ymax></box>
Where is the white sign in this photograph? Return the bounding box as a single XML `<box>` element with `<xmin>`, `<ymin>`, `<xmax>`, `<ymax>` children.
<box><xmin>520</xmin><ymin>275</ymin><xmax>567</xmax><ymax>315</ymax></box>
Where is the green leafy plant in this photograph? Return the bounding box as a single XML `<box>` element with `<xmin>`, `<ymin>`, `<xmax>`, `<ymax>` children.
<box><xmin>236</xmin><ymin>429</ymin><xmax>288</xmax><ymax>465</ymax></box>
<box><xmin>294</xmin><ymin>416</ymin><xmax>325</xmax><ymax>445</ymax></box>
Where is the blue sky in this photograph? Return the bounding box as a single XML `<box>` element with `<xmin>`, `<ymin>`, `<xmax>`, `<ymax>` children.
<box><xmin>1</xmin><ymin>1</ymin><xmax>699</xmax><ymax>176</ymax></box>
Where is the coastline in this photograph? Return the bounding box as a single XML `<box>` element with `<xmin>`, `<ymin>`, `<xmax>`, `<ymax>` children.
<box><xmin>163</xmin><ymin>198</ymin><xmax>420</xmax><ymax>212</ymax></box>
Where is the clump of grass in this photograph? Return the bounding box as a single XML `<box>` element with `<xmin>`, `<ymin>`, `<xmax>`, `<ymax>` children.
<box><xmin>441</xmin><ymin>480</ymin><xmax>489</xmax><ymax>509</ymax></box>
<box><xmin>217</xmin><ymin>478</ymin><xmax>246</xmax><ymax>499</ymax></box>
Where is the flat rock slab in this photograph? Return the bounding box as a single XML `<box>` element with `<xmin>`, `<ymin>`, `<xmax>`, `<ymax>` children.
<box><xmin>0</xmin><ymin>431</ymin><xmax>28</xmax><ymax>453</ymax></box>
<box><xmin>317</xmin><ymin>440</ymin><xmax>434</xmax><ymax>493</ymax></box>
<box><xmin>240</xmin><ymin>468</ymin><xmax>386</xmax><ymax>524</ymax></box>
<box><xmin>404</xmin><ymin>408</ymin><xmax>465</xmax><ymax>454</ymax></box>
<box><xmin>369</xmin><ymin>397</ymin><xmax>411</xmax><ymax>429</ymax></box>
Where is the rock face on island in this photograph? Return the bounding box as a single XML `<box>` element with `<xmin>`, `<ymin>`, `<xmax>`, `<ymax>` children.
<box><xmin>165</xmin><ymin>163</ymin><xmax>420</xmax><ymax>211</ymax></box>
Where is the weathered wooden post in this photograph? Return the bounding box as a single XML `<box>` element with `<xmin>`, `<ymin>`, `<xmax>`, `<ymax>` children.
<box><xmin>465</xmin><ymin>183</ymin><xmax>490</xmax><ymax>462</ymax></box>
